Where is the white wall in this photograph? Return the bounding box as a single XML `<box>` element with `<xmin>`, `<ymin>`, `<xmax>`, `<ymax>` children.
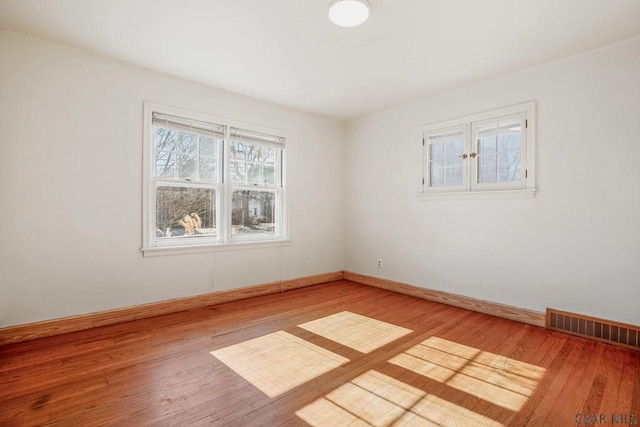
<box><xmin>2</xmin><ymin>31</ymin><xmax>638</xmax><ymax>329</ymax></box>
<box><xmin>0</xmin><ymin>32</ymin><xmax>344</xmax><ymax>327</ymax></box>
<box><xmin>344</xmin><ymin>37</ymin><xmax>640</xmax><ymax>325</ymax></box>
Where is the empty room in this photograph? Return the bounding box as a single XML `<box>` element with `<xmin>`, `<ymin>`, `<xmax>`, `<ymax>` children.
<box><xmin>1</xmin><ymin>0</ymin><xmax>639</xmax><ymax>425</ymax></box>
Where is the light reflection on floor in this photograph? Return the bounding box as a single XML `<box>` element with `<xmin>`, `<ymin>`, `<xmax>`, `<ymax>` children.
<box><xmin>298</xmin><ymin>311</ymin><xmax>413</xmax><ymax>353</ymax></box>
<box><xmin>210</xmin><ymin>312</ymin><xmax>545</xmax><ymax>425</ymax></box>
<box><xmin>296</xmin><ymin>370</ymin><xmax>505</xmax><ymax>427</ymax></box>
<box><xmin>210</xmin><ymin>331</ymin><xmax>348</xmax><ymax>398</ymax></box>
<box><xmin>388</xmin><ymin>337</ymin><xmax>546</xmax><ymax>411</ymax></box>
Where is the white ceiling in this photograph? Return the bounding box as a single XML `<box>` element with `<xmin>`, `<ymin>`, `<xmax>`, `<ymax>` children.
<box><xmin>1</xmin><ymin>0</ymin><xmax>639</xmax><ymax>120</ymax></box>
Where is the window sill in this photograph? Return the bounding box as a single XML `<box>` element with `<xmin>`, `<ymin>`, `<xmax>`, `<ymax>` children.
<box><xmin>141</xmin><ymin>239</ymin><xmax>292</xmax><ymax>257</ymax></box>
<box><xmin>416</xmin><ymin>188</ymin><xmax>537</xmax><ymax>201</ymax></box>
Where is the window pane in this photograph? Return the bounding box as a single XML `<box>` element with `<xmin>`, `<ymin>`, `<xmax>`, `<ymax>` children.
<box><xmin>231</xmin><ymin>160</ymin><xmax>246</xmax><ymax>183</ymax></box>
<box><xmin>247</xmin><ymin>163</ymin><xmax>262</xmax><ymax>185</ymax></box>
<box><xmin>477</xmin><ymin>122</ymin><xmax>497</xmax><ymax>139</ymax></box>
<box><xmin>177</xmin><ymin>154</ymin><xmax>197</xmax><ymax>180</ymax></box>
<box><xmin>200</xmin><ymin>136</ymin><xmax>217</xmax><ymax>157</ymax></box>
<box><xmin>445</xmin><ymin>159</ymin><xmax>463</xmax><ymax>186</ymax></box>
<box><xmin>154</xmin><ymin>127</ymin><xmax>176</xmax><ymax>152</ymax></box>
<box><xmin>155</xmin><ymin>127</ymin><xmax>220</xmax><ymax>183</ymax></box>
<box><xmin>232</xmin><ymin>190</ymin><xmax>275</xmax><ymax>237</ymax></box>
<box><xmin>478</xmin><ymin>136</ymin><xmax>497</xmax><ymax>155</ymax></box>
<box><xmin>231</xmin><ymin>142</ymin><xmax>248</xmax><ymax>183</ymax></box>
<box><xmin>445</xmin><ymin>139</ymin><xmax>463</xmax><ymax>159</ymax></box>
<box><xmin>498</xmin><ymin>131</ymin><xmax>521</xmax><ymax>152</ymax></box>
<box><xmin>155</xmin><ymin>151</ymin><xmax>176</xmax><ymax>178</ymax></box>
<box><xmin>231</xmin><ymin>141</ymin><xmax>247</xmax><ymax>162</ymax></box>
<box><xmin>429</xmin><ymin>161</ymin><xmax>444</xmax><ymax>187</ymax></box>
<box><xmin>231</xmin><ymin>141</ymin><xmax>279</xmax><ymax>187</ymax></box>
<box><xmin>478</xmin><ymin>154</ymin><xmax>497</xmax><ymax>183</ymax></box>
<box><xmin>199</xmin><ymin>156</ymin><xmax>217</xmax><ymax>181</ymax></box>
<box><xmin>156</xmin><ymin>186</ymin><xmax>215</xmax><ymax>238</ymax></box>
<box><xmin>476</xmin><ymin>117</ymin><xmax>523</xmax><ymax>185</ymax></box>
<box><xmin>178</xmin><ymin>132</ymin><xmax>197</xmax><ymax>155</ymax></box>
<box><xmin>264</xmin><ymin>164</ymin><xmax>276</xmax><ymax>186</ymax></box>
<box><xmin>498</xmin><ymin>152</ymin><xmax>522</xmax><ymax>182</ymax></box>
<box><xmin>430</xmin><ymin>141</ymin><xmax>444</xmax><ymax>162</ymax></box>
<box><xmin>258</xmin><ymin>146</ymin><xmax>276</xmax><ymax>163</ymax></box>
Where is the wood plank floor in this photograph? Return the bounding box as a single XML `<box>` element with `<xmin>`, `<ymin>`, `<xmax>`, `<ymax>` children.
<box><xmin>1</xmin><ymin>280</ymin><xmax>638</xmax><ymax>426</ymax></box>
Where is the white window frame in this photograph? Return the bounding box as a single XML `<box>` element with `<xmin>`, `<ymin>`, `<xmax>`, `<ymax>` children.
<box><xmin>422</xmin><ymin>124</ymin><xmax>469</xmax><ymax>193</ymax></box>
<box><xmin>418</xmin><ymin>102</ymin><xmax>536</xmax><ymax>200</ymax></box>
<box><xmin>142</xmin><ymin>102</ymin><xmax>289</xmax><ymax>256</ymax></box>
<box><xmin>226</xmin><ymin>127</ymin><xmax>286</xmax><ymax>243</ymax></box>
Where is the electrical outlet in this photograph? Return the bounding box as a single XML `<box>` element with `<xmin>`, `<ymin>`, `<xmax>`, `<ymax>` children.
<box><xmin>377</xmin><ymin>259</ymin><xmax>383</xmax><ymax>269</ymax></box>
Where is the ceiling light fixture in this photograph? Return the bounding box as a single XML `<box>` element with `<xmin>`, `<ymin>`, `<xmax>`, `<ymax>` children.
<box><xmin>328</xmin><ymin>0</ymin><xmax>371</xmax><ymax>28</ymax></box>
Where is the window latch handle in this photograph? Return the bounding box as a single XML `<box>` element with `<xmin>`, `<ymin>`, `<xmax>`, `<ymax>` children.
<box><xmin>469</xmin><ymin>152</ymin><xmax>478</xmax><ymax>158</ymax></box>
<box><xmin>459</xmin><ymin>154</ymin><xmax>468</xmax><ymax>159</ymax></box>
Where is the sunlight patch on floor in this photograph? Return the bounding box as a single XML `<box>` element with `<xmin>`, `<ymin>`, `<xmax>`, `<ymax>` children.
<box><xmin>298</xmin><ymin>311</ymin><xmax>412</xmax><ymax>353</ymax></box>
<box><xmin>296</xmin><ymin>370</ymin><xmax>504</xmax><ymax>426</ymax></box>
<box><xmin>389</xmin><ymin>337</ymin><xmax>546</xmax><ymax>411</ymax></box>
<box><xmin>210</xmin><ymin>331</ymin><xmax>348</xmax><ymax>398</ymax></box>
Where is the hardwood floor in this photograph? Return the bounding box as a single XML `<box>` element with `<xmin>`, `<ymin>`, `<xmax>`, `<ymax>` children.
<box><xmin>1</xmin><ymin>280</ymin><xmax>638</xmax><ymax>426</ymax></box>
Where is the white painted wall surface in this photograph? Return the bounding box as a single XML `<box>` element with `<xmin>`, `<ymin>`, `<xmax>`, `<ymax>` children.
<box><xmin>344</xmin><ymin>37</ymin><xmax>640</xmax><ymax>325</ymax></box>
<box><xmin>0</xmin><ymin>32</ymin><xmax>344</xmax><ymax>327</ymax></box>
<box><xmin>2</xmin><ymin>31</ymin><xmax>638</xmax><ymax>329</ymax></box>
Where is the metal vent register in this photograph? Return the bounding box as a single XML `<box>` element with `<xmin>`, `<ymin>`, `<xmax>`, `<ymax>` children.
<box><xmin>547</xmin><ymin>308</ymin><xmax>640</xmax><ymax>351</ymax></box>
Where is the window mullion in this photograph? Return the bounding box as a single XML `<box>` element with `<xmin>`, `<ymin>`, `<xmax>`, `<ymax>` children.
<box><xmin>220</xmin><ymin>127</ymin><xmax>231</xmax><ymax>243</ymax></box>
<box><xmin>469</xmin><ymin>125</ymin><xmax>478</xmax><ymax>191</ymax></box>
<box><xmin>464</xmin><ymin>123</ymin><xmax>478</xmax><ymax>191</ymax></box>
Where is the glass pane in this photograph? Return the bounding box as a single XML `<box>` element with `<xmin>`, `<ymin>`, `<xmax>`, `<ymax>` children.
<box><xmin>199</xmin><ymin>156</ymin><xmax>217</xmax><ymax>182</ymax></box>
<box><xmin>155</xmin><ymin>151</ymin><xmax>176</xmax><ymax>178</ymax></box>
<box><xmin>177</xmin><ymin>154</ymin><xmax>197</xmax><ymax>179</ymax></box>
<box><xmin>247</xmin><ymin>163</ymin><xmax>262</xmax><ymax>185</ymax></box>
<box><xmin>478</xmin><ymin>136</ymin><xmax>497</xmax><ymax>155</ymax></box>
<box><xmin>262</xmin><ymin>147</ymin><xmax>276</xmax><ymax>163</ymax></box>
<box><xmin>498</xmin><ymin>131</ymin><xmax>521</xmax><ymax>152</ymax></box>
<box><xmin>429</xmin><ymin>161</ymin><xmax>444</xmax><ymax>187</ymax></box>
<box><xmin>231</xmin><ymin>160</ymin><xmax>246</xmax><ymax>183</ymax></box>
<box><xmin>231</xmin><ymin>141</ymin><xmax>253</xmax><ymax>184</ymax></box>
<box><xmin>232</xmin><ymin>190</ymin><xmax>276</xmax><ymax>237</ymax></box>
<box><xmin>478</xmin><ymin>154</ymin><xmax>497</xmax><ymax>183</ymax></box>
<box><xmin>231</xmin><ymin>141</ymin><xmax>279</xmax><ymax>187</ymax></box>
<box><xmin>231</xmin><ymin>141</ymin><xmax>248</xmax><ymax>162</ymax></box>
<box><xmin>154</xmin><ymin>127</ymin><xmax>176</xmax><ymax>152</ymax></box>
<box><xmin>498</xmin><ymin>118</ymin><xmax>521</xmax><ymax>133</ymax></box>
<box><xmin>498</xmin><ymin>152</ymin><xmax>522</xmax><ymax>182</ymax></box>
<box><xmin>178</xmin><ymin>132</ymin><xmax>197</xmax><ymax>155</ymax></box>
<box><xmin>476</xmin><ymin>122</ymin><xmax>497</xmax><ymax>139</ymax></box>
<box><xmin>445</xmin><ymin>139</ymin><xmax>464</xmax><ymax>160</ymax></box>
<box><xmin>156</xmin><ymin>186</ymin><xmax>215</xmax><ymax>238</ymax></box>
<box><xmin>264</xmin><ymin>164</ymin><xmax>276</xmax><ymax>186</ymax></box>
<box><xmin>200</xmin><ymin>136</ymin><xmax>217</xmax><ymax>157</ymax></box>
<box><xmin>430</xmin><ymin>141</ymin><xmax>444</xmax><ymax>162</ymax></box>
<box><xmin>445</xmin><ymin>159</ymin><xmax>463</xmax><ymax>186</ymax></box>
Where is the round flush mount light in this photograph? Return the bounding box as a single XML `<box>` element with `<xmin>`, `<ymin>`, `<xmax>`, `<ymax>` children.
<box><xmin>328</xmin><ymin>0</ymin><xmax>371</xmax><ymax>27</ymax></box>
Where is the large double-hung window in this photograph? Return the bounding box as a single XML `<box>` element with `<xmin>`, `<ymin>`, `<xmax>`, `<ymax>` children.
<box><xmin>420</xmin><ymin>102</ymin><xmax>536</xmax><ymax>199</ymax></box>
<box><xmin>142</xmin><ymin>103</ymin><xmax>287</xmax><ymax>254</ymax></box>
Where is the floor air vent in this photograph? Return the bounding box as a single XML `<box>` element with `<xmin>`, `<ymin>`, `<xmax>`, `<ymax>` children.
<box><xmin>547</xmin><ymin>308</ymin><xmax>640</xmax><ymax>351</ymax></box>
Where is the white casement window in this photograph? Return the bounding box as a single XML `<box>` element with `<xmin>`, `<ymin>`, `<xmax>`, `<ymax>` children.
<box><xmin>142</xmin><ymin>103</ymin><xmax>287</xmax><ymax>254</ymax></box>
<box><xmin>420</xmin><ymin>102</ymin><xmax>536</xmax><ymax>199</ymax></box>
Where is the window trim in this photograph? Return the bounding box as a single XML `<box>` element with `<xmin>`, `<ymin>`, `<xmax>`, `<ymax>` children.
<box><xmin>418</xmin><ymin>101</ymin><xmax>537</xmax><ymax>200</ymax></box>
<box><xmin>142</xmin><ymin>102</ymin><xmax>289</xmax><ymax>256</ymax></box>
